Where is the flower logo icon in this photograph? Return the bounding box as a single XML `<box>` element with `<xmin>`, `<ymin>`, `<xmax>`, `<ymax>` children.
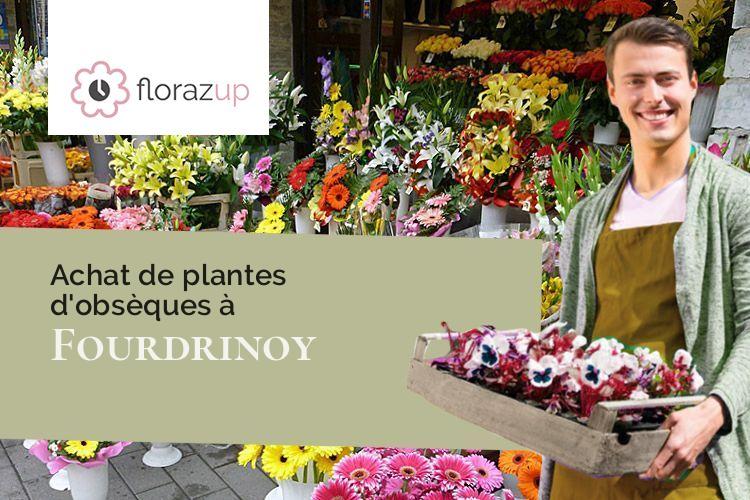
<box><xmin>71</xmin><ymin>61</ymin><xmax>130</xmax><ymax>118</ymax></box>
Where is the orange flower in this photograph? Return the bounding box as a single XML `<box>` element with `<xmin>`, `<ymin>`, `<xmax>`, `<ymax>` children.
<box><xmin>50</xmin><ymin>214</ymin><xmax>73</xmax><ymax>228</ymax></box>
<box><xmin>323</xmin><ymin>164</ymin><xmax>348</xmax><ymax>186</ymax></box>
<box><xmin>370</xmin><ymin>174</ymin><xmax>389</xmax><ymax>192</ymax></box>
<box><xmin>325</xmin><ymin>184</ymin><xmax>351</xmax><ymax>211</ymax></box>
<box><xmin>93</xmin><ymin>219</ymin><xmax>111</xmax><ymax>230</ymax></box>
<box><xmin>517</xmin><ymin>459</ymin><xmax>542</xmax><ymax>500</ymax></box>
<box><xmin>69</xmin><ymin>216</ymin><xmax>95</xmax><ymax>230</ymax></box>
<box><xmin>72</xmin><ymin>206</ymin><xmax>98</xmax><ymax>218</ymax></box>
<box><xmin>498</xmin><ymin>450</ymin><xmax>541</xmax><ymax>475</ymax></box>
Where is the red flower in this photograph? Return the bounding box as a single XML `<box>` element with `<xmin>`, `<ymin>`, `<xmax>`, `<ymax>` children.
<box><xmin>288</xmin><ymin>167</ymin><xmax>308</xmax><ymax>191</ymax></box>
<box><xmin>536</xmin><ymin>145</ymin><xmax>554</xmax><ymax>158</ymax></box>
<box><xmin>551</xmin><ymin>120</ymin><xmax>570</xmax><ymax>140</ymax></box>
<box><xmin>297</xmin><ymin>158</ymin><xmax>316</xmax><ymax>173</ymax></box>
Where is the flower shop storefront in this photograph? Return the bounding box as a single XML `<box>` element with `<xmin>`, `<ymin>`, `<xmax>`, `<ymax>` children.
<box><xmin>1</xmin><ymin>0</ymin><xmax>745</xmax><ymax>498</ymax></box>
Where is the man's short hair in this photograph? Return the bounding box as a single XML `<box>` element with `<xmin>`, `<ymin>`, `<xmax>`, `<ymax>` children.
<box><xmin>605</xmin><ymin>17</ymin><xmax>695</xmax><ymax>81</ymax></box>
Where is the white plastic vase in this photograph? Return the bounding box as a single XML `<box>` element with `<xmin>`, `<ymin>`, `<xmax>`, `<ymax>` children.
<box><xmin>37</xmin><ymin>142</ymin><xmax>70</xmax><ymax>186</ymax></box>
<box><xmin>690</xmin><ymin>84</ymin><xmax>719</xmax><ymax>144</ymax></box>
<box><xmin>294</xmin><ymin>207</ymin><xmax>315</xmax><ymax>234</ymax></box>
<box><xmin>396</xmin><ymin>185</ymin><xmax>410</xmax><ymax>222</ymax></box>
<box><xmin>479</xmin><ymin>204</ymin><xmax>509</xmax><ymax>238</ymax></box>
<box><xmin>67</xmin><ymin>463</ymin><xmax>108</xmax><ymax>500</ymax></box>
<box><xmin>324</xmin><ymin>154</ymin><xmax>341</xmax><ymax>171</ymax></box>
<box><xmin>592</xmin><ymin>122</ymin><xmax>621</xmax><ymax>146</ymax></box>
<box><xmin>279</xmin><ymin>480</ymin><xmax>317</xmax><ymax>499</ymax></box>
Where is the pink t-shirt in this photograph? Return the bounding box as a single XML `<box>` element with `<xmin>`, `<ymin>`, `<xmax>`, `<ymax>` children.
<box><xmin>610</xmin><ymin>174</ymin><xmax>687</xmax><ymax>230</ymax></box>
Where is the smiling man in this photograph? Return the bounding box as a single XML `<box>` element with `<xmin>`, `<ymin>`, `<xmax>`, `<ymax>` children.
<box><xmin>552</xmin><ymin>17</ymin><xmax>750</xmax><ymax>499</ymax></box>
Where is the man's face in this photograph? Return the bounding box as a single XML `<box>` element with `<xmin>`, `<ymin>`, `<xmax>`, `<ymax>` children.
<box><xmin>607</xmin><ymin>41</ymin><xmax>697</xmax><ymax>148</ymax></box>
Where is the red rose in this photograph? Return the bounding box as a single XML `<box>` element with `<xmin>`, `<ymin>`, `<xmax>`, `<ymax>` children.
<box><xmin>551</xmin><ymin>119</ymin><xmax>570</xmax><ymax>140</ymax></box>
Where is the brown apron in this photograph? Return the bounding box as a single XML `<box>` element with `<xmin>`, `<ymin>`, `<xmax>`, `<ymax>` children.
<box><xmin>550</xmin><ymin>185</ymin><xmax>721</xmax><ymax>500</ymax></box>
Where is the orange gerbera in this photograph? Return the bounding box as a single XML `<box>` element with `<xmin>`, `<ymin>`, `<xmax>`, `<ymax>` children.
<box><xmin>517</xmin><ymin>459</ymin><xmax>542</xmax><ymax>500</ymax></box>
<box><xmin>370</xmin><ymin>174</ymin><xmax>389</xmax><ymax>192</ymax></box>
<box><xmin>50</xmin><ymin>214</ymin><xmax>73</xmax><ymax>228</ymax></box>
<box><xmin>498</xmin><ymin>450</ymin><xmax>540</xmax><ymax>475</ymax></box>
<box><xmin>325</xmin><ymin>184</ymin><xmax>351</xmax><ymax>211</ymax></box>
<box><xmin>323</xmin><ymin>164</ymin><xmax>348</xmax><ymax>186</ymax></box>
<box><xmin>69</xmin><ymin>216</ymin><xmax>95</xmax><ymax>230</ymax></box>
<box><xmin>94</xmin><ymin>219</ymin><xmax>111</xmax><ymax>230</ymax></box>
<box><xmin>72</xmin><ymin>206</ymin><xmax>98</xmax><ymax>218</ymax></box>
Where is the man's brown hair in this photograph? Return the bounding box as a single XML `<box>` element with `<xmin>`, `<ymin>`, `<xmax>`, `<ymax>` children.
<box><xmin>605</xmin><ymin>17</ymin><xmax>695</xmax><ymax>82</ymax></box>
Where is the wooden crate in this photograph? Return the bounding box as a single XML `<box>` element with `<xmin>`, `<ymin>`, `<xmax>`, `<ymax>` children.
<box><xmin>158</xmin><ymin>193</ymin><xmax>231</xmax><ymax>231</ymax></box>
<box><xmin>407</xmin><ymin>333</ymin><xmax>705</xmax><ymax>476</ymax></box>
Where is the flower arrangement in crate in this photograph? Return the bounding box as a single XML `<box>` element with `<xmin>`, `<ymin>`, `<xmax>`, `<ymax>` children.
<box><xmin>312</xmin><ymin>447</ymin><xmax>514</xmax><ymax>500</ymax></box>
<box><xmin>398</xmin><ymin>185</ymin><xmax>472</xmax><ymax>237</ymax></box>
<box><xmin>456</xmin><ymin>72</ymin><xmax>565</xmax><ymax>209</ymax></box>
<box><xmin>433</xmin><ymin>322</ymin><xmax>704</xmax><ymax>425</ymax></box>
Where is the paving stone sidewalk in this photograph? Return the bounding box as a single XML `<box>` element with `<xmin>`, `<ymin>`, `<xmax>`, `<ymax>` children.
<box><xmin>0</xmin><ymin>440</ymin><xmax>277</xmax><ymax>500</ymax></box>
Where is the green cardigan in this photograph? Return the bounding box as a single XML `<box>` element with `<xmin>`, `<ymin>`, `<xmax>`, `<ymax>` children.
<box><xmin>559</xmin><ymin>144</ymin><xmax>750</xmax><ymax>498</ymax></box>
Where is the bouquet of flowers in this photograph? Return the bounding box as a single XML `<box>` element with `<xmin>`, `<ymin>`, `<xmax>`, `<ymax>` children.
<box><xmin>312</xmin><ymin>448</ymin><xmax>514</xmax><ymax>499</ymax></box>
<box><xmin>586</xmin><ymin>0</ymin><xmax>652</xmax><ymax>42</ymax></box>
<box><xmin>238</xmin><ymin>154</ymin><xmax>286</xmax><ymax>206</ymax></box>
<box><xmin>0</xmin><ymin>33</ymin><xmax>51</xmax><ymax>144</ymax></box>
<box><xmin>457</xmin><ymin>72</ymin><xmax>564</xmax><ymax>208</ymax></box>
<box><xmin>30</xmin><ymin>440</ymin><xmax>131</xmax><ymax>474</ymax></box>
<box><xmin>498</xmin><ymin>450</ymin><xmax>542</xmax><ymax>500</ymax></box>
<box><xmin>433</xmin><ymin>322</ymin><xmax>704</xmax><ymax>423</ymax></box>
<box><xmin>313</xmin><ymin>163</ymin><xmax>365</xmax><ymax>225</ymax></box>
<box><xmin>268</xmin><ymin>73</ymin><xmax>306</xmax><ymax>145</ymax></box>
<box><xmin>238</xmin><ymin>445</ymin><xmax>354</xmax><ymax>483</ymax></box>
<box><xmin>47</xmin><ymin>206</ymin><xmax>111</xmax><ymax>230</ymax></box>
<box><xmin>0</xmin><ymin>184</ymin><xmax>89</xmax><ymax>210</ymax></box>
<box><xmin>109</xmin><ymin>135</ymin><xmax>229</xmax><ymax>204</ymax></box>
<box><xmin>488</xmin><ymin>50</ymin><xmax>542</xmax><ymax>72</ymax></box>
<box><xmin>312</xmin><ymin>56</ymin><xmax>354</xmax><ymax>155</ymax></box>
<box><xmin>282</xmin><ymin>153</ymin><xmax>327</xmax><ymax>211</ymax></box>
<box><xmin>491</xmin><ymin>0</ymin><xmax>592</xmax><ymax>51</ymax></box>
<box><xmin>451</xmin><ymin>38</ymin><xmax>503</xmax><ymax>68</ymax></box>
<box><xmin>65</xmin><ymin>147</ymin><xmax>92</xmax><ymax>173</ymax></box>
<box><xmin>398</xmin><ymin>185</ymin><xmax>471</xmax><ymax>237</ymax></box>
<box><xmin>408</xmin><ymin>114</ymin><xmax>462</xmax><ymax>195</ymax></box>
<box><xmin>253</xmin><ymin>201</ymin><xmax>289</xmax><ymax>234</ymax></box>
<box><xmin>99</xmin><ymin>205</ymin><xmax>192</xmax><ymax>231</ymax></box>
<box><xmin>0</xmin><ymin>209</ymin><xmax>51</xmax><ymax>228</ymax></box>
<box><xmin>415</xmin><ymin>34</ymin><xmax>463</xmax><ymax>68</ymax></box>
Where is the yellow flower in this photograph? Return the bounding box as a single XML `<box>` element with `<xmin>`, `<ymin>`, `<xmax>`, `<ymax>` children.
<box><xmin>332</xmin><ymin>101</ymin><xmax>352</xmax><ymax>120</ymax></box>
<box><xmin>313</xmin><ymin>447</ymin><xmax>353</xmax><ymax>475</ymax></box>
<box><xmin>319</xmin><ymin>104</ymin><xmax>332</xmax><ymax>121</ymax></box>
<box><xmin>238</xmin><ymin>445</ymin><xmax>263</xmax><ymax>468</ymax></box>
<box><xmin>264</xmin><ymin>202</ymin><xmax>285</xmax><ymax>220</ymax></box>
<box><xmin>329</xmin><ymin>120</ymin><xmax>344</xmax><ymax>137</ymax></box>
<box><xmin>261</xmin><ymin>446</ymin><xmax>299</xmax><ymax>481</ymax></box>
<box><xmin>265</xmin><ymin>219</ymin><xmax>286</xmax><ymax>234</ymax></box>
<box><xmin>30</xmin><ymin>94</ymin><xmax>47</xmax><ymax>109</ymax></box>
<box><xmin>168</xmin><ymin>178</ymin><xmax>194</xmax><ymax>201</ymax></box>
<box><xmin>64</xmin><ymin>441</ymin><xmax>99</xmax><ymax>461</ymax></box>
<box><xmin>483</xmin><ymin>152</ymin><xmax>512</xmax><ymax>175</ymax></box>
<box><xmin>282</xmin><ymin>446</ymin><xmax>317</xmax><ymax>468</ymax></box>
<box><xmin>0</xmin><ymin>103</ymin><xmax>10</xmax><ymax>117</ymax></box>
<box><xmin>11</xmin><ymin>94</ymin><xmax>31</xmax><ymax>111</ymax></box>
<box><xmin>329</xmin><ymin>83</ymin><xmax>341</xmax><ymax>102</ymax></box>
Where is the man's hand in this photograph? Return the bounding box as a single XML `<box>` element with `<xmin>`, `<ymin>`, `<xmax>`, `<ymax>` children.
<box><xmin>639</xmin><ymin>396</ymin><xmax>725</xmax><ymax>481</ymax></box>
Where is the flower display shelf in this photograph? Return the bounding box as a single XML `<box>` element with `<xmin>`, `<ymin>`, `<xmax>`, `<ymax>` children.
<box><xmin>407</xmin><ymin>332</ymin><xmax>706</xmax><ymax>476</ymax></box>
<box><xmin>158</xmin><ymin>193</ymin><xmax>231</xmax><ymax>231</ymax></box>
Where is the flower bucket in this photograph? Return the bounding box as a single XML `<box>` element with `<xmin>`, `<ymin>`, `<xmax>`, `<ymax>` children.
<box><xmin>37</xmin><ymin>142</ymin><xmax>70</xmax><ymax>186</ymax></box>
<box><xmin>67</xmin><ymin>462</ymin><xmax>109</xmax><ymax>500</ymax></box>
<box><xmin>592</xmin><ymin>122</ymin><xmax>620</xmax><ymax>146</ymax></box>
<box><xmin>294</xmin><ymin>207</ymin><xmax>315</xmax><ymax>234</ymax></box>
<box><xmin>279</xmin><ymin>480</ymin><xmax>317</xmax><ymax>499</ymax></box>
<box><xmin>396</xmin><ymin>185</ymin><xmax>410</xmax><ymax>222</ymax></box>
<box><xmin>84</xmin><ymin>135</ymin><xmax>115</xmax><ymax>183</ymax></box>
<box><xmin>324</xmin><ymin>154</ymin><xmax>341</xmax><ymax>171</ymax></box>
<box><xmin>329</xmin><ymin>219</ymin><xmax>339</xmax><ymax>236</ymax></box>
<box><xmin>479</xmin><ymin>204</ymin><xmax>509</xmax><ymax>238</ymax></box>
<box><xmin>690</xmin><ymin>84</ymin><xmax>719</xmax><ymax>144</ymax></box>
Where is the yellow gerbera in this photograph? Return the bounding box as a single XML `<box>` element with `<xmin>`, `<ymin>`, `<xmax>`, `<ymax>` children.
<box><xmin>264</xmin><ymin>202</ymin><xmax>285</xmax><ymax>221</ymax></box>
<box><xmin>64</xmin><ymin>440</ymin><xmax>99</xmax><ymax>460</ymax></box>
<box><xmin>238</xmin><ymin>444</ymin><xmax>263</xmax><ymax>468</ymax></box>
<box><xmin>332</xmin><ymin>101</ymin><xmax>352</xmax><ymax>120</ymax></box>
<box><xmin>329</xmin><ymin>83</ymin><xmax>341</xmax><ymax>102</ymax></box>
<box><xmin>282</xmin><ymin>445</ymin><xmax>317</xmax><ymax>468</ymax></box>
<box><xmin>313</xmin><ymin>446</ymin><xmax>353</xmax><ymax>475</ymax></box>
<box><xmin>265</xmin><ymin>219</ymin><xmax>286</xmax><ymax>234</ymax></box>
<box><xmin>261</xmin><ymin>445</ymin><xmax>299</xmax><ymax>481</ymax></box>
<box><xmin>319</xmin><ymin>103</ymin><xmax>332</xmax><ymax>121</ymax></box>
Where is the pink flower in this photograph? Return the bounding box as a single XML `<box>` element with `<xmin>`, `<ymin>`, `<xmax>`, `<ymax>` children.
<box><xmin>426</xmin><ymin>193</ymin><xmax>452</xmax><ymax>207</ymax></box>
<box><xmin>312</xmin><ymin>478</ymin><xmax>359</xmax><ymax>500</ymax></box>
<box><xmin>431</xmin><ymin>454</ymin><xmax>477</xmax><ymax>491</ymax></box>
<box><xmin>361</xmin><ymin>447</ymin><xmax>416</xmax><ymax>458</ymax></box>
<box><xmin>387</xmin><ymin>452</ymin><xmax>432</xmax><ymax>481</ymax></box>
<box><xmin>422</xmin><ymin>492</ymin><xmax>453</xmax><ymax>500</ymax></box>
<box><xmin>364</xmin><ymin>189</ymin><xmax>382</xmax><ymax>214</ymax></box>
<box><xmin>333</xmin><ymin>452</ymin><xmax>384</xmax><ymax>491</ymax></box>
<box><xmin>255</xmin><ymin>156</ymin><xmax>273</xmax><ymax>172</ymax></box>
<box><xmin>416</xmin><ymin>207</ymin><xmax>446</xmax><ymax>228</ymax></box>
<box><xmin>257</xmin><ymin>173</ymin><xmax>273</xmax><ymax>193</ymax></box>
<box><xmin>233</xmin><ymin>209</ymin><xmax>248</xmax><ymax>226</ymax></box>
<box><xmin>454</xmin><ymin>487</ymin><xmax>496</xmax><ymax>500</ymax></box>
<box><xmin>242</xmin><ymin>174</ymin><xmax>262</xmax><ymax>195</ymax></box>
<box><xmin>466</xmin><ymin>455</ymin><xmax>503</xmax><ymax>491</ymax></box>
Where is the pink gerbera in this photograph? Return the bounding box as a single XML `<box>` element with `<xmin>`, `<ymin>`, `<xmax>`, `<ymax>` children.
<box><xmin>363</xmin><ymin>189</ymin><xmax>382</xmax><ymax>214</ymax></box>
<box><xmin>431</xmin><ymin>454</ymin><xmax>478</xmax><ymax>491</ymax></box>
<box><xmin>242</xmin><ymin>175</ymin><xmax>262</xmax><ymax>195</ymax></box>
<box><xmin>466</xmin><ymin>454</ymin><xmax>504</xmax><ymax>491</ymax></box>
<box><xmin>255</xmin><ymin>156</ymin><xmax>272</xmax><ymax>172</ymax></box>
<box><xmin>312</xmin><ymin>479</ymin><xmax>359</xmax><ymax>500</ymax></box>
<box><xmin>257</xmin><ymin>173</ymin><xmax>273</xmax><ymax>193</ymax></box>
<box><xmin>387</xmin><ymin>452</ymin><xmax>432</xmax><ymax>481</ymax></box>
<box><xmin>426</xmin><ymin>193</ymin><xmax>452</xmax><ymax>207</ymax></box>
<box><xmin>333</xmin><ymin>452</ymin><xmax>384</xmax><ymax>491</ymax></box>
<box><xmin>415</xmin><ymin>207</ymin><xmax>446</xmax><ymax>228</ymax></box>
<box><xmin>422</xmin><ymin>492</ymin><xmax>453</xmax><ymax>500</ymax></box>
<box><xmin>454</xmin><ymin>487</ymin><xmax>496</xmax><ymax>500</ymax></box>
